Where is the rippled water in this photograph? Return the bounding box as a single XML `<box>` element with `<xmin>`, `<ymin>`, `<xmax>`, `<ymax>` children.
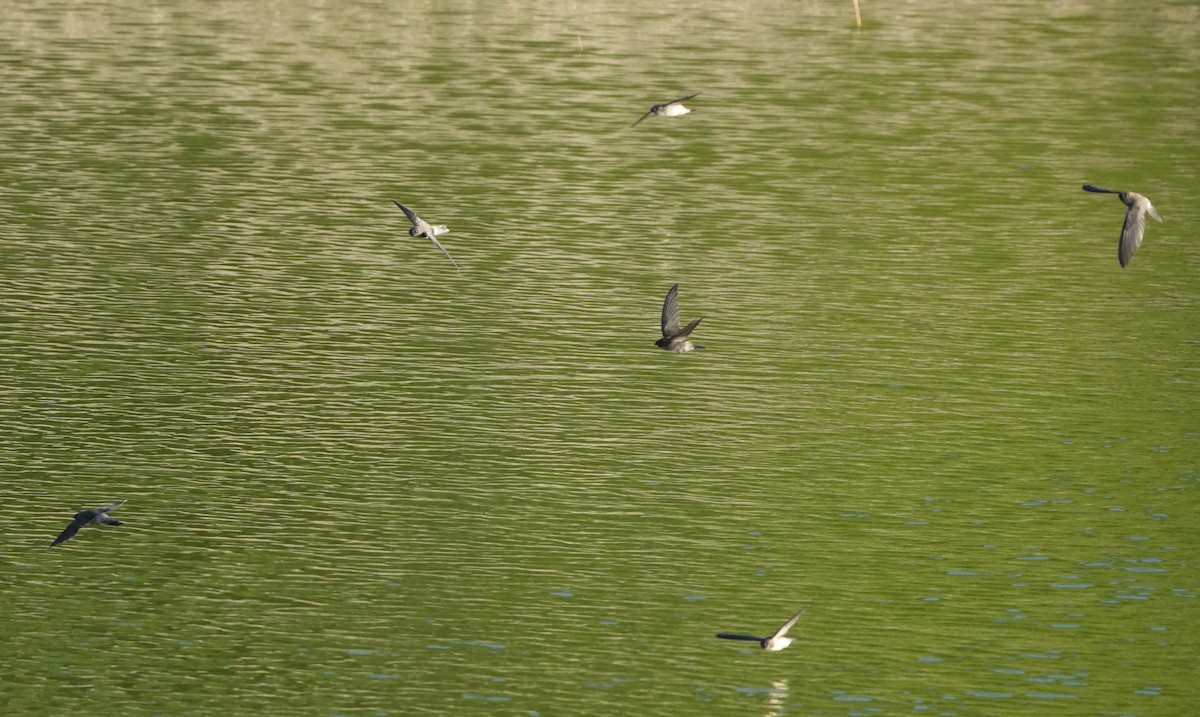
<box><xmin>3</xmin><ymin>1</ymin><xmax>1198</xmax><ymax>715</ymax></box>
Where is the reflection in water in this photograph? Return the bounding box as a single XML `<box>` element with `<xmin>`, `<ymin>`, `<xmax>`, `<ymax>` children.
<box><xmin>766</xmin><ymin>679</ymin><xmax>789</xmax><ymax>716</ymax></box>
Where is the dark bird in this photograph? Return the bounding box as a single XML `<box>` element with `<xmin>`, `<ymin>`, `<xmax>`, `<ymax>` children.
<box><xmin>393</xmin><ymin>200</ymin><xmax>459</xmax><ymax>270</ymax></box>
<box><xmin>656</xmin><ymin>283</ymin><xmax>705</xmax><ymax>353</ymax></box>
<box><xmin>631</xmin><ymin>92</ymin><xmax>701</xmax><ymax>128</ymax></box>
<box><xmin>51</xmin><ymin>500</ymin><xmax>125</xmax><ymax>547</ymax></box>
<box><xmin>716</xmin><ymin>607</ymin><xmax>807</xmax><ymax>652</ymax></box>
<box><xmin>1082</xmin><ymin>184</ymin><xmax>1163</xmax><ymax>267</ymax></box>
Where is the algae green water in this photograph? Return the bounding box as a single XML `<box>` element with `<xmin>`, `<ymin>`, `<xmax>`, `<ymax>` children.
<box><xmin>2</xmin><ymin>1</ymin><xmax>1198</xmax><ymax>715</ymax></box>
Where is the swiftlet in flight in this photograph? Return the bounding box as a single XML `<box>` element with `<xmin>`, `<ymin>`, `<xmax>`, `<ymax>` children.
<box><xmin>393</xmin><ymin>200</ymin><xmax>459</xmax><ymax>270</ymax></box>
<box><xmin>716</xmin><ymin>606</ymin><xmax>807</xmax><ymax>652</ymax></box>
<box><xmin>1082</xmin><ymin>184</ymin><xmax>1162</xmax><ymax>267</ymax></box>
<box><xmin>656</xmin><ymin>283</ymin><xmax>705</xmax><ymax>353</ymax></box>
<box><xmin>631</xmin><ymin>92</ymin><xmax>701</xmax><ymax>127</ymax></box>
<box><xmin>50</xmin><ymin>500</ymin><xmax>126</xmax><ymax>547</ymax></box>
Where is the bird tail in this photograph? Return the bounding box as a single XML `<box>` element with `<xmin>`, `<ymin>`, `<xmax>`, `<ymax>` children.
<box><xmin>1082</xmin><ymin>184</ymin><xmax>1117</xmax><ymax>194</ymax></box>
<box><xmin>692</xmin><ymin>344</ymin><xmax>707</xmax><ymax>350</ymax></box>
<box><xmin>97</xmin><ymin>517</ymin><xmax>122</xmax><ymax>526</ymax></box>
<box><xmin>716</xmin><ymin>633</ymin><xmax>763</xmax><ymax>642</ymax></box>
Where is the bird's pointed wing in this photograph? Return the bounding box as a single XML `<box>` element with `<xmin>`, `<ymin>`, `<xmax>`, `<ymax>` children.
<box><xmin>631</xmin><ymin>110</ymin><xmax>655</xmax><ymax>128</ymax></box>
<box><xmin>716</xmin><ymin>633</ymin><xmax>766</xmax><ymax>642</ymax></box>
<box><xmin>661</xmin><ymin>284</ymin><xmax>681</xmax><ymax>337</ymax></box>
<box><xmin>1082</xmin><ymin>184</ymin><xmax>1119</xmax><ymax>194</ymax></box>
<box><xmin>51</xmin><ymin>520</ymin><xmax>84</xmax><ymax>547</ymax></box>
<box><xmin>426</xmin><ymin>234</ymin><xmax>461</xmax><ymax>270</ymax></box>
<box><xmin>772</xmin><ymin>606</ymin><xmax>808</xmax><ymax>640</ymax></box>
<box><xmin>675</xmin><ymin>317</ymin><xmax>703</xmax><ymax>339</ymax></box>
<box><xmin>393</xmin><ymin>200</ymin><xmax>420</xmax><ymax>226</ymax></box>
<box><xmin>96</xmin><ymin>500</ymin><xmax>125</xmax><ymax>514</ymax></box>
<box><xmin>1119</xmin><ymin>204</ymin><xmax>1148</xmax><ymax>268</ymax></box>
<box><xmin>670</xmin><ymin>91</ymin><xmax>702</xmax><ymax>104</ymax></box>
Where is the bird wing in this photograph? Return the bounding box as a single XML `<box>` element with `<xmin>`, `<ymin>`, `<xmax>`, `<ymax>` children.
<box><xmin>716</xmin><ymin>633</ymin><xmax>765</xmax><ymax>642</ymax></box>
<box><xmin>426</xmin><ymin>233</ymin><xmax>461</xmax><ymax>270</ymax></box>
<box><xmin>96</xmin><ymin>500</ymin><xmax>125</xmax><ymax>514</ymax></box>
<box><xmin>669</xmin><ymin>92</ymin><xmax>702</xmax><ymax>104</ymax></box>
<box><xmin>631</xmin><ymin>110</ymin><xmax>655</xmax><ymax>128</ymax></box>
<box><xmin>1082</xmin><ymin>184</ymin><xmax>1118</xmax><ymax>194</ymax></box>
<box><xmin>675</xmin><ymin>317</ymin><xmax>703</xmax><ymax>339</ymax></box>
<box><xmin>1119</xmin><ymin>204</ymin><xmax>1148</xmax><ymax>268</ymax></box>
<box><xmin>772</xmin><ymin>606</ymin><xmax>808</xmax><ymax>639</ymax></box>
<box><xmin>51</xmin><ymin>519</ymin><xmax>84</xmax><ymax>547</ymax></box>
<box><xmin>661</xmin><ymin>284</ymin><xmax>681</xmax><ymax>337</ymax></box>
<box><xmin>393</xmin><ymin>201</ymin><xmax>421</xmax><ymax>226</ymax></box>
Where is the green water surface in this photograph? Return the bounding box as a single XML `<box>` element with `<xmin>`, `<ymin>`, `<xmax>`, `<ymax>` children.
<box><xmin>2</xmin><ymin>1</ymin><xmax>1198</xmax><ymax>715</ymax></box>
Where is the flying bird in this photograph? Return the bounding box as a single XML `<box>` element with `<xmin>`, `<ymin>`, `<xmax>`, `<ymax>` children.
<box><xmin>631</xmin><ymin>92</ymin><xmax>702</xmax><ymax>128</ymax></box>
<box><xmin>51</xmin><ymin>500</ymin><xmax>126</xmax><ymax>547</ymax></box>
<box><xmin>656</xmin><ymin>283</ymin><xmax>705</xmax><ymax>353</ymax></box>
<box><xmin>716</xmin><ymin>606</ymin><xmax>808</xmax><ymax>652</ymax></box>
<box><xmin>393</xmin><ymin>200</ymin><xmax>459</xmax><ymax>270</ymax></box>
<box><xmin>1082</xmin><ymin>184</ymin><xmax>1163</xmax><ymax>267</ymax></box>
